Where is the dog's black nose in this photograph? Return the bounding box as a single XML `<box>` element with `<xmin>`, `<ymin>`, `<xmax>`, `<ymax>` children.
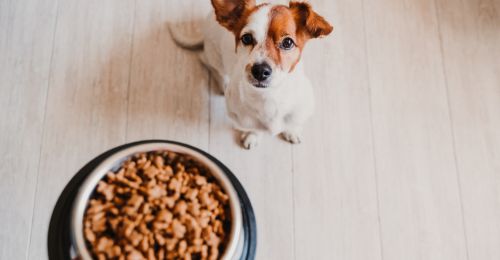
<box><xmin>251</xmin><ymin>62</ymin><xmax>272</xmax><ymax>82</ymax></box>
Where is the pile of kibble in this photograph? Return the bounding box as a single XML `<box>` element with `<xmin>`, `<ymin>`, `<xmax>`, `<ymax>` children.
<box><xmin>83</xmin><ymin>151</ymin><xmax>231</xmax><ymax>260</ymax></box>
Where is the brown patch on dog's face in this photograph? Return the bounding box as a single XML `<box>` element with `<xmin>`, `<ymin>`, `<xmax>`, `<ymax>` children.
<box><xmin>264</xmin><ymin>2</ymin><xmax>334</xmax><ymax>72</ymax></box>
<box><xmin>266</xmin><ymin>6</ymin><xmax>301</xmax><ymax>72</ymax></box>
<box><xmin>232</xmin><ymin>4</ymin><xmax>269</xmax><ymax>50</ymax></box>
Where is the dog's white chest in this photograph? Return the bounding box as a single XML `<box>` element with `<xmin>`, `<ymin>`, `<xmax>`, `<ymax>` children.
<box><xmin>225</xmin><ymin>86</ymin><xmax>287</xmax><ymax>134</ymax></box>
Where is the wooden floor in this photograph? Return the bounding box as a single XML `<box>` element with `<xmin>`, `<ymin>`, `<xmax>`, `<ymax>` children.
<box><xmin>1</xmin><ymin>0</ymin><xmax>499</xmax><ymax>259</ymax></box>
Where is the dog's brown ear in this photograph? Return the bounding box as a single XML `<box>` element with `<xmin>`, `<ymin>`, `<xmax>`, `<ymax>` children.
<box><xmin>290</xmin><ymin>1</ymin><xmax>333</xmax><ymax>39</ymax></box>
<box><xmin>211</xmin><ymin>0</ymin><xmax>256</xmax><ymax>33</ymax></box>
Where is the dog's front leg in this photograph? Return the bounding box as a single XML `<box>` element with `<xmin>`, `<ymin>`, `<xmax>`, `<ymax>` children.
<box><xmin>280</xmin><ymin>111</ymin><xmax>310</xmax><ymax>144</ymax></box>
<box><xmin>240</xmin><ymin>131</ymin><xmax>262</xmax><ymax>150</ymax></box>
<box><xmin>281</xmin><ymin>127</ymin><xmax>303</xmax><ymax>144</ymax></box>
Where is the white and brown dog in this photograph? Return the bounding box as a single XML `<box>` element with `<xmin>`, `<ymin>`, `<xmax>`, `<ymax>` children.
<box><xmin>170</xmin><ymin>0</ymin><xmax>333</xmax><ymax>149</ymax></box>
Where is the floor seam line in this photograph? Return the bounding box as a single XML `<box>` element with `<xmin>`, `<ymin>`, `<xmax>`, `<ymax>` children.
<box><xmin>360</xmin><ymin>0</ymin><xmax>385</xmax><ymax>259</ymax></box>
<box><xmin>291</xmin><ymin>147</ymin><xmax>297</xmax><ymax>260</ymax></box>
<box><xmin>25</xmin><ymin>0</ymin><xmax>60</xmax><ymax>258</ymax></box>
<box><xmin>290</xmin><ymin>147</ymin><xmax>297</xmax><ymax>259</ymax></box>
<box><xmin>124</xmin><ymin>0</ymin><xmax>138</xmax><ymax>142</ymax></box>
<box><xmin>432</xmin><ymin>1</ymin><xmax>470</xmax><ymax>259</ymax></box>
<box><xmin>207</xmin><ymin>70</ymin><xmax>212</xmax><ymax>152</ymax></box>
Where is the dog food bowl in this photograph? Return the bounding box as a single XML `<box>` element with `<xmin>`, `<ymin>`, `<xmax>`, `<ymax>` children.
<box><xmin>48</xmin><ymin>140</ymin><xmax>256</xmax><ymax>260</ymax></box>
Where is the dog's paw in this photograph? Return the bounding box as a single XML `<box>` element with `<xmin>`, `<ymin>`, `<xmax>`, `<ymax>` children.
<box><xmin>241</xmin><ymin>132</ymin><xmax>259</xmax><ymax>149</ymax></box>
<box><xmin>281</xmin><ymin>131</ymin><xmax>302</xmax><ymax>144</ymax></box>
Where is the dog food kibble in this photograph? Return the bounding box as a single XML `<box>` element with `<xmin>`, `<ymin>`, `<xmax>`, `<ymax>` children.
<box><xmin>83</xmin><ymin>151</ymin><xmax>231</xmax><ymax>260</ymax></box>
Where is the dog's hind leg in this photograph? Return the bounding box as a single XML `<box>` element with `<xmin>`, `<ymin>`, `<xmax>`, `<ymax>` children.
<box><xmin>198</xmin><ymin>51</ymin><xmax>227</xmax><ymax>95</ymax></box>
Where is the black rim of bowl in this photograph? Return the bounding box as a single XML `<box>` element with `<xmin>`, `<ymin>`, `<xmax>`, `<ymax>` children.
<box><xmin>47</xmin><ymin>140</ymin><xmax>257</xmax><ymax>260</ymax></box>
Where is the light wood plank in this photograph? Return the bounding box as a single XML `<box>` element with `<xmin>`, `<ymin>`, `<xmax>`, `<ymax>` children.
<box><xmin>0</xmin><ymin>0</ymin><xmax>57</xmax><ymax>259</ymax></box>
<box><xmin>125</xmin><ymin>0</ymin><xmax>210</xmax><ymax>149</ymax></box>
<box><xmin>27</xmin><ymin>1</ymin><xmax>135</xmax><ymax>258</ymax></box>
<box><xmin>436</xmin><ymin>0</ymin><xmax>500</xmax><ymax>259</ymax></box>
<box><xmin>292</xmin><ymin>0</ymin><xmax>383</xmax><ymax>259</ymax></box>
<box><xmin>363</xmin><ymin>0</ymin><xmax>469</xmax><ymax>259</ymax></box>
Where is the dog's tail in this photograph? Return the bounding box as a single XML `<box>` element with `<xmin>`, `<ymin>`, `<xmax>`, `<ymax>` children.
<box><xmin>168</xmin><ymin>23</ymin><xmax>204</xmax><ymax>50</ymax></box>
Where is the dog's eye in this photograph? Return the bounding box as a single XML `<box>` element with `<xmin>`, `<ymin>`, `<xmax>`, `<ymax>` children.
<box><xmin>241</xmin><ymin>33</ymin><xmax>254</xmax><ymax>46</ymax></box>
<box><xmin>280</xmin><ymin>37</ymin><xmax>295</xmax><ymax>50</ymax></box>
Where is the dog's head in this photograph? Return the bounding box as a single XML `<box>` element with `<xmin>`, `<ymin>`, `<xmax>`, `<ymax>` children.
<box><xmin>211</xmin><ymin>0</ymin><xmax>333</xmax><ymax>89</ymax></box>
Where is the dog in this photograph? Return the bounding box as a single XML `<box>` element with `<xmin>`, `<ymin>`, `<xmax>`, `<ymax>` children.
<box><xmin>169</xmin><ymin>0</ymin><xmax>333</xmax><ymax>149</ymax></box>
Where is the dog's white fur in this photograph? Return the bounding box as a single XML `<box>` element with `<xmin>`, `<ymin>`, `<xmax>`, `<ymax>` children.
<box><xmin>170</xmin><ymin>3</ymin><xmax>315</xmax><ymax>149</ymax></box>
